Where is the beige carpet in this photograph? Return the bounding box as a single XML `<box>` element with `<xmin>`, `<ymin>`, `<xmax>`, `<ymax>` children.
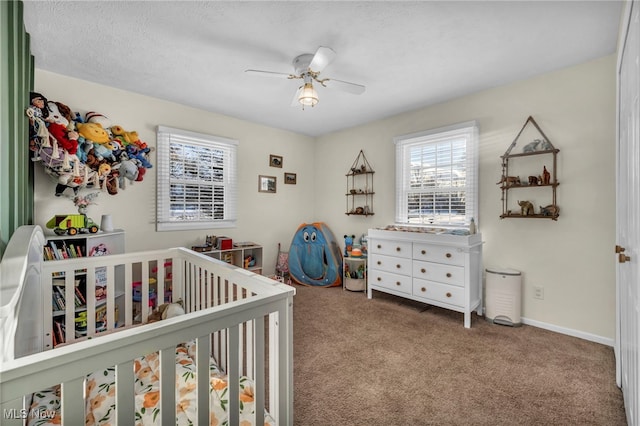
<box><xmin>292</xmin><ymin>284</ymin><xmax>626</xmax><ymax>425</ymax></box>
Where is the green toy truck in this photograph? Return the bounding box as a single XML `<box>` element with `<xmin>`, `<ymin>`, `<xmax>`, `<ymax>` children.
<box><xmin>46</xmin><ymin>214</ymin><xmax>99</xmax><ymax>235</ymax></box>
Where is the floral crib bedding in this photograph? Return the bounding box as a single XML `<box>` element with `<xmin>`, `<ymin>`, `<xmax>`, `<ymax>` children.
<box><xmin>27</xmin><ymin>340</ymin><xmax>275</xmax><ymax>426</ymax></box>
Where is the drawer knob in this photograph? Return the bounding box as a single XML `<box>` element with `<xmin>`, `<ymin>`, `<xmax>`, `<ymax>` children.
<box><xmin>446</xmin><ymin>253</ymin><xmax>452</xmax><ymax>258</ymax></box>
<box><xmin>446</xmin><ymin>292</ymin><xmax>452</xmax><ymax>298</ymax></box>
<box><xmin>421</xmin><ymin>287</ymin><xmax>426</xmax><ymax>292</ymax></box>
<box><xmin>396</xmin><ymin>281</ymin><xmax>401</xmax><ymax>286</ymax></box>
<box><xmin>446</xmin><ymin>273</ymin><xmax>452</xmax><ymax>278</ymax></box>
<box><xmin>421</xmin><ymin>268</ymin><xmax>426</xmax><ymax>273</ymax></box>
<box><xmin>377</xmin><ymin>277</ymin><xmax>381</xmax><ymax>281</ymax></box>
<box><xmin>421</xmin><ymin>249</ymin><xmax>426</xmax><ymax>255</ymax></box>
<box><xmin>377</xmin><ymin>244</ymin><xmax>382</xmax><ymax>249</ymax></box>
<box><xmin>396</xmin><ymin>264</ymin><xmax>401</xmax><ymax>269</ymax></box>
<box><xmin>377</xmin><ymin>261</ymin><xmax>381</xmax><ymax>265</ymax></box>
<box><xmin>396</xmin><ymin>246</ymin><xmax>401</xmax><ymax>252</ymax></box>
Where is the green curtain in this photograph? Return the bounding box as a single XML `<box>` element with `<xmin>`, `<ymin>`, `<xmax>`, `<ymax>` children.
<box><xmin>0</xmin><ymin>0</ymin><xmax>34</xmax><ymax>259</ymax></box>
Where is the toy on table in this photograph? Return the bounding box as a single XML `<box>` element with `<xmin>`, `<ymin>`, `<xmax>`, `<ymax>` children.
<box><xmin>344</xmin><ymin>234</ymin><xmax>355</xmax><ymax>256</ymax></box>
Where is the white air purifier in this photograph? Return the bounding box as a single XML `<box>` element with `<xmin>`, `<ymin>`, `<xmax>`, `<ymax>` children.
<box><xmin>485</xmin><ymin>268</ymin><xmax>522</xmax><ymax>327</ymax></box>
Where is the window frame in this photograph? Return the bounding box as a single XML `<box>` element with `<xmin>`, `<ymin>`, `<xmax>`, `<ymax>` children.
<box><xmin>394</xmin><ymin>121</ymin><xmax>479</xmax><ymax>228</ymax></box>
<box><xmin>156</xmin><ymin>125</ymin><xmax>238</xmax><ymax>231</ymax></box>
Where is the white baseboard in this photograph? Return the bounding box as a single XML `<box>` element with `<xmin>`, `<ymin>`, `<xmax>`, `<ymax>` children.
<box><xmin>521</xmin><ymin>316</ymin><xmax>614</xmax><ymax>347</ymax></box>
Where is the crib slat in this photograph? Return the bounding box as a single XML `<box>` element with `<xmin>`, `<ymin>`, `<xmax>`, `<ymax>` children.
<box><xmin>124</xmin><ymin>262</ymin><xmax>133</xmax><ymax>326</ymax></box>
<box><xmin>141</xmin><ymin>261</ymin><xmax>150</xmax><ymax>322</ymax></box>
<box><xmin>64</xmin><ymin>273</ymin><xmax>76</xmax><ymax>344</ymax></box>
<box><xmin>277</xmin><ymin>298</ymin><xmax>294</xmax><ymax>425</ymax></box>
<box><xmin>228</xmin><ymin>324</ymin><xmax>239</xmax><ymax>426</ymax></box>
<box><xmin>104</xmin><ymin>264</ymin><xmax>115</xmax><ymax>333</ymax></box>
<box><xmin>84</xmin><ymin>267</ymin><xmax>96</xmax><ymax>344</ymax></box>
<box><xmin>196</xmin><ymin>335</ymin><xmax>210</xmax><ymax>425</ymax></box>
<box><xmin>116</xmin><ymin>360</ymin><xmax>134</xmax><ymax>424</ymax></box>
<box><xmin>254</xmin><ymin>316</ymin><xmax>265</xmax><ymax>426</ymax></box>
<box><xmin>268</xmin><ymin>311</ymin><xmax>278</xmax><ymax>421</ymax></box>
<box><xmin>160</xmin><ymin>346</ymin><xmax>176</xmax><ymax>424</ymax></box>
<box><xmin>155</xmin><ymin>257</ymin><xmax>165</xmax><ymax>305</ymax></box>
<box><xmin>61</xmin><ymin>377</ymin><xmax>84</xmax><ymax>424</ymax></box>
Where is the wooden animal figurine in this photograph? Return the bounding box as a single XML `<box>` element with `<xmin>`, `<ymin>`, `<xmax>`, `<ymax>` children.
<box><xmin>542</xmin><ymin>166</ymin><xmax>551</xmax><ymax>185</ymax></box>
<box><xmin>496</xmin><ymin>175</ymin><xmax>521</xmax><ymax>186</ymax></box>
<box><xmin>518</xmin><ymin>200</ymin><xmax>534</xmax><ymax>216</ymax></box>
<box><xmin>540</xmin><ymin>204</ymin><xmax>560</xmax><ymax>216</ymax></box>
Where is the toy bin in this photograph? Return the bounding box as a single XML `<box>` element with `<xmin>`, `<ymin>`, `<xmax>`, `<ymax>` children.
<box><xmin>485</xmin><ymin>267</ymin><xmax>522</xmax><ymax>327</ymax></box>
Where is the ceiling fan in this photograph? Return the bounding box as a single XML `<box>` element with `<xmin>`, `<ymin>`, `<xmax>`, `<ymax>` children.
<box><xmin>245</xmin><ymin>46</ymin><xmax>366</xmax><ymax>109</ymax></box>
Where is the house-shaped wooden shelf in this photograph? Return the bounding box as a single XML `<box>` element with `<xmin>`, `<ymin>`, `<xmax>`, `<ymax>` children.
<box><xmin>345</xmin><ymin>150</ymin><xmax>374</xmax><ymax>216</ymax></box>
<box><xmin>499</xmin><ymin>116</ymin><xmax>560</xmax><ymax>220</ymax></box>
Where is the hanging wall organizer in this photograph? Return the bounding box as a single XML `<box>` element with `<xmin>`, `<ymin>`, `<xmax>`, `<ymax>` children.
<box><xmin>499</xmin><ymin>116</ymin><xmax>560</xmax><ymax>220</ymax></box>
<box><xmin>346</xmin><ymin>150</ymin><xmax>374</xmax><ymax>216</ymax></box>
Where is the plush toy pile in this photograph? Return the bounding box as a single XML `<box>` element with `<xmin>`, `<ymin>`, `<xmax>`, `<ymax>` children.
<box><xmin>26</xmin><ymin>92</ymin><xmax>152</xmax><ymax>196</ymax></box>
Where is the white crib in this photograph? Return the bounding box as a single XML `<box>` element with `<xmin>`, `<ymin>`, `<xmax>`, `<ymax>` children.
<box><xmin>0</xmin><ymin>225</ymin><xmax>294</xmax><ymax>425</ymax></box>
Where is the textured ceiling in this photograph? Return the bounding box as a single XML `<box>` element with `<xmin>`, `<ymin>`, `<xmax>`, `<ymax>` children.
<box><xmin>23</xmin><ymin>1</ymin><xmax>623</xmax><ymax>137</ymax></box>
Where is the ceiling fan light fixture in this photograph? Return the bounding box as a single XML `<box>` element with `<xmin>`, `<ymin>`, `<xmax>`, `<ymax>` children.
<box><xmin>298</xmin><ymin>82</ymin><xmax>318</xmax><ymax>108</ymax></box>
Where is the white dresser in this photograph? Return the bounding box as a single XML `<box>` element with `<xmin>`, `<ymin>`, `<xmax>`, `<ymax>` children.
<box><xmin>367</xmin><ymin>228</ymin><xmax>483</xmax><ymax>328</ymax></box>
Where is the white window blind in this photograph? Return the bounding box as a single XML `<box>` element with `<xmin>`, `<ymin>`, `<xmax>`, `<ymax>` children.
<box><xmin>156</xmin><ymin>126</ymin><xmax>238</xmax><ymax>231</ymax></box>
<box><xmin>394</xmin><ymin>121</ymin><xmax>479</xmax><ymax>227</ymax></box>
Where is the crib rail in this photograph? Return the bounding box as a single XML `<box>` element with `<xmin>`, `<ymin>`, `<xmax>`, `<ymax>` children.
<box><xmin>1</xmin><ymin>285</ymin><xmax>293</xmax><ymax>424</ymax></box>
<box><xmin>0</xmin><ymin>228</ymin><xmax>294</xmax><ymax>425</ymax></box>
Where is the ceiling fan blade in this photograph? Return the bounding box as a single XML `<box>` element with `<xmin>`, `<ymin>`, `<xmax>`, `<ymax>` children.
<box><xmin>324</xmin><ymin>78</ymin><xmax>366</xmax><ymax>95</ymax></box>
<box><xmin>245</xmin><ymin>69</ymin><xmax>294</xmax><ymax>79</ymax></box>
<box><xmin>308</xmin><ymin>46</ymin><xmax>336</xmax><ymax>73</ymax></box>
<box><xmin>291</xmin><ymin>86</ymin><xmax>303</xmax><ymax>107</ymax></box>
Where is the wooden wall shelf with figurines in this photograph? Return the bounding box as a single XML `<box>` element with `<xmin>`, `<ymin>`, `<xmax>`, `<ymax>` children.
<box><xmin>345</xmin><ymin>149</ymin><xmax>375</xmax><ymax>216</ymax></box>
<box><xmin>498</xmin><ymin>116</ymin><xmax>560</xmax><ymax>220</ymax></box>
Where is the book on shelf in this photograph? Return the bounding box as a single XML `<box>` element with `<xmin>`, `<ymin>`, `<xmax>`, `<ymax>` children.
<box><xmin>53</xmin><ymin>320</ymin><xmax>65</xmax><ymax>345</ymax></box>
<box><xmin>52</xmin><ymin>283</ymin><xmax>87</xmax><ymax>310</ymax></box>
<box><xmin>75</xmin><ymin>286</ymin><xmax>86</xmax><ymax>305</ymax></box>
<box><xmin>53</xmin><ymin>286</ymin><xmax>66</xmax><ymax>310</ymax></box>
<box><xmin>44</xmin><ymin>240</ymin><xmax>85</xmax><ymax>260</ymax></box>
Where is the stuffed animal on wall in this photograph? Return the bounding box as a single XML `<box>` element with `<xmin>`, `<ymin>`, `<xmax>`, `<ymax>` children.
<box><xmin>48</xmin><ymin>122</ymin><xmax>79</xmax><ymax>155</ymax></box>
<box><xmin>55</xmin><ymin>171</ymin><xmax>85</xmax><ymax>197</ymax></box>
<box><xmin>85</xmin><ymin>111</ymin><xmax>111</xmax><ymax>129</ymax></box>
<box><xmin>28</xmin><ymin>92</ymin><xmax>154</xmax><ymax>197</ymax></box>
<box><xmin>76</xmin><ymin>122</ymin><xmax>112</xmax><ymax>146</ymax></box>
<box><xmin>111</xmin><ymin>125</ymin><xmax>139</xmax><ymax>146</ymax></box>
<box><xmin>116</xmin><ymin>159</ymin><xmax>139</xmax><ymax>188</ymax></box>
<box><xmin>28</xmin><ymin>92</ymin><xmax>51</xmax><ymax>122</ymax></box>
<box><xmin>125</xmin><ymin>144</ymin><xmax>153</xmax><ymax>168</ymax></box>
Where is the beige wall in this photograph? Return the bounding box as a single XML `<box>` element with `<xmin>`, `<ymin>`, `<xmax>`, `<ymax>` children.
<box><xmin>34</xmin><ymin>55</ymin><xmax>617</xmax><ymax>341</ymax></box>
<box><xmin>33</xmin><ymin>70</ymin><xmax>316</xmax><ymax>275</ymax></box>
<box><xmin>314</xmin><ymin>55</ymin><xmax>617</xmax><ymax>341</ymax></box>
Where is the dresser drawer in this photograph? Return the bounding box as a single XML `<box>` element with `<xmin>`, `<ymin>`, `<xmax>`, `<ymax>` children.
<box><xmin>413</xmin><ymin>279</ymin><xmax>464</xmax><ymax>307</ymax></box>
<box><xmin>369</xmin><ymin>270</ymin><xmax>412</xmax><ymax>295</ymax></box>
<box><xmin>369</xmin><ymin>253</ymin><xmax>412</xmax><ymax>276</ymax></box>
<box><xmin>413</xmin><ymin>243</ymin><xmax>465</xmax><ymax>266</ymax></box>
<box><xmin>369</xmin><ymin>239</ymin><xmax>412</xmax><ymax>258</ymax></box>
<box><xmin>412</xmin><ymin>261</ymin><xmax>465</xmax><ymax>287</ymax></box>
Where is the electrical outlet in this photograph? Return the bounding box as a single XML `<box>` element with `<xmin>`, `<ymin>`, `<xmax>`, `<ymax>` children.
<box><xmin>533</xmin><ymin>286</ymin><xmax>544</xmax><ymax>300</ymax></box>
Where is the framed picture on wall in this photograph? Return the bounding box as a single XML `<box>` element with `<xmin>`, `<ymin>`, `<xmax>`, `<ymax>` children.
<box><xmin>269</xmin><ymin>154</ymin><xmax>283</xmax><ymax>168</ymax></box>
<box><xmin>258</xmin><ymin>175</ymin><xmax>277</xmax><ymax>193</ymax></box>
<box><xmin>284</xmin><ymin>172</ymin><xmax>297</xmax><ymax>184</ymax></box>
